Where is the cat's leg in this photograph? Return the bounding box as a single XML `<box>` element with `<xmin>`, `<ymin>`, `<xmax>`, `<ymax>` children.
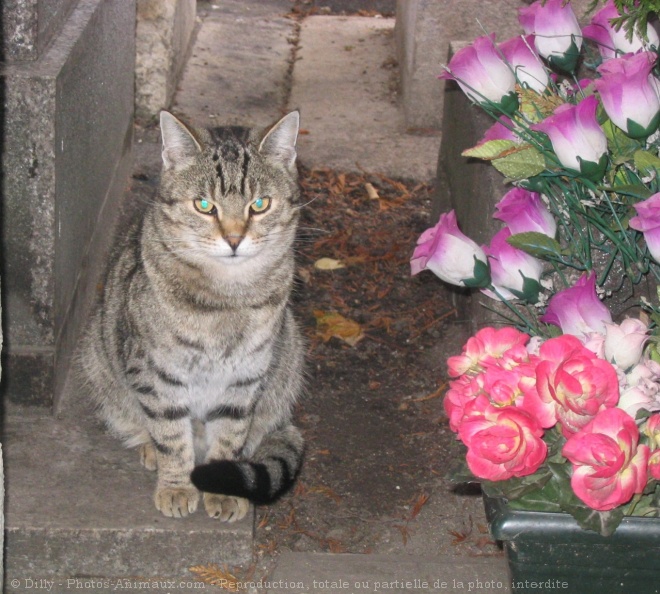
<box><xmin>201</xmin><ymin>413</ymin><xmax>252</xmax><ymax>522</ymax></box>
<box><xmin>140</xmin><ymin>406</ymin><xmax>199</xmax><ymax>518</ymax></box>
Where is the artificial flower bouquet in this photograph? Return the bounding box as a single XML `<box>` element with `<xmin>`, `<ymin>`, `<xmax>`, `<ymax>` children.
<box><xmin>411</xmin><ymin>0</ymin><xmax>660</xmax><ymax>535</ymax></box>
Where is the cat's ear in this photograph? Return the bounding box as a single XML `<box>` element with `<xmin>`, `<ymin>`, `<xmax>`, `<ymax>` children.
<box><xmin>159</xmin><ymin>111</ymin><xmax>202</xmax><ymax>170</ymax></box>
<box><xmin>259</xmin><ymin>111</ymin><xmax>299</xmax><ymax>171</ymax></box>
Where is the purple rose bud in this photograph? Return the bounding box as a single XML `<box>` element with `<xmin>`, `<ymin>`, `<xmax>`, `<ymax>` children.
<box><xmin>540</xmin><ymin>272</ymin><xmax>612</xmax><ymax>339</ymax></box>
<box><xmin>519</xmin><ymin>0</ymin><xmax>583</xmax><ymax>73</ymax></box>
<box><xmin>411</xmin><ymin>211</ymin><xmax>490</xmax><ymax>288</ymax></box>
<box><xmin>531</xmin><ymin>95</ymin><xmax>608</xmax><ymax>180</ymax></box>
<box><xmin>440</xmin><ymin>35</ymin><xmax>518</xmax><ymax>113</ymax></box>
<box><xmin>630</xmin><ymin>193</ymin><xmax>660</xmax><ymax>262</ymax></box>
<box><xmin>477</xmin><ymin>116</ymin><xmax>521</xmax><ymax>146</ymax></box>
<box><xmin>583</xmin><ymin>0</ymin><xmax>660</xmax><ymax>61</ymax></box>
<box><xmin>500</xmin><ymin>35</ymin><xmax>550</xmax><ymax>93</ymax></box>
<box><xmin>494</xmin><ymin>188</ymin><xmax>557</xmax><ymax>238</ymax></box>
<box><xmin>482</xmin><ymin>228</ymin><xmax>543</xmax><ymax>303</ymax></box>
<box><xmin>594</xmin><ymin>52</ymin><xmax>660</xmax><ymax>138</ymax></box>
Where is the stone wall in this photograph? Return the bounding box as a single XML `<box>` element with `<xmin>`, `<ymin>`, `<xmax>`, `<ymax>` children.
<box><xmin>1</xmin><ymin>0</ymin><xmax>136</xmax><ymax>406</ymax></box>
<box><xmin>135</xmin><ymin>0</ymin><xmax>197</xmax><ymax>121</ymax></box>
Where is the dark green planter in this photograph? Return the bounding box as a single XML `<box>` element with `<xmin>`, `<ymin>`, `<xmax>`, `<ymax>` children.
<box><xmin>484</xmin><ymin>496</ymin><xmax>660</xmax><ymax>594</ymax></box>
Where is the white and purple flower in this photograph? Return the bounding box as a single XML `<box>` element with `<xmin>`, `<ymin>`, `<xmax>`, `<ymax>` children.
<box><xmin>494</xmin><ymin>188</ymin><xmax>557</xmax><ymax>238</ymax></box>
<box><xmin>531</xmin><ymin>95</ymin><xmax>608</xmax><ymax>181</ymax></box>
<box><xmin>411</xmin><ymin>210</ymin><xmax>490</xmax><ymax>288</ymax></box>
<box><xmin>540</xmin><ymin>272</ymin><xmax>612</xmax><ymax>339</ymax></box>
<box><xmin>594</xmin><ymin>52</ymin><xmax>660</xmax><ymax>138</ymax></box>
<box><xmin>519</xmin><ymin>0</ymin><xmax>583</xmax><ymax>73</ymax></box>
<box><xmin>440</xmin><ymin>35</ymin><xmax>518</xmax><ymax>113</ymax></box>
<box><xmin>500</xmin><ymin>34</ymin><xmax>550</xmax><ymax>93</ymax></box>
<box><xmin>482</xmin><ymin>228</ymin><xmax>544</xmax><ymax>303</ymax></box>
<box><xmin>629</xmin><ymin>193</ymin><xmax>660</xmax><ymax>262</ymax></box>
<box><xmin>582</xmin><ymin>0</ymin><xmax>660</xmax><ymax>61</ymax></box>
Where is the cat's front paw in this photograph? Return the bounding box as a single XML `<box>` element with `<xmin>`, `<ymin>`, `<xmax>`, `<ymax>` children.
<box><xmin>203</xmin><ymin>493</ymin><xmax>250</xmax><ymax>522</ymax></box>
<box><xmin>154</xmin><ymin>486</ymin><xmax>199</xmax><ymax>518</ymax></box>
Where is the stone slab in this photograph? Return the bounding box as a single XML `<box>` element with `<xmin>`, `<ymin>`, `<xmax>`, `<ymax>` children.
<box><xmin>173</xmin><ymin>0</ymin><xmax>295</xmax><ymax>127</ymax></box>
<box><xmin>3</xmin><ymin>384</ymin><xmax>254</xmax><ymax>582</ymax></box>
<box><xmin>394</xmin><ymin>0</ymin><xmax>523</xmax><ymax>130</ymax></box>
<box><xmin>290</xmin><ymin>15</ymin><xmax>439</xmax><ymax>180</ymax></box>
<box><xmin>1</xmin><ymin>0</ymin><xmax>135</xmax><ymax>405</ymax></box>
<box><xmin>267</xmin><ymin>552</ymin><xmax>510</xmax><ymax>594</ymax></box>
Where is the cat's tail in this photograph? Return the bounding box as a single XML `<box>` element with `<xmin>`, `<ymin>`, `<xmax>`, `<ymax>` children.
<box><xmin>190</xmin><ymin>425</ymin><xmax>304</xmax><ymax>505</ymax></box>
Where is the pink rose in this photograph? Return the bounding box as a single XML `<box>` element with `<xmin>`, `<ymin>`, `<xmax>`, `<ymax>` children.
<box><xmin>447</xmin><ymin>326</ymin><xmax>530</xmax><ymax>377</ymax></box>
<box><xmin>649</xmin><ymin>450</ymin><xmax>660</xmax><ymax>481</ymax></box>
<box><xmin>459</xmin><ymin>404</ymin><xmax>547</xmax><ymax>481</ymax></box>
<box><xmin>563</xmin><ymin>408</ymin><xmax>650</xmax><ymax>510</ymax></box>
<box><xmin>482</xmin><ymin>362</ymin><xmax>538</xmax><ymax>408</ymax></box>
<box><xmin>604</xmin><ymin>318</ymin><xmax>650</xmax><ymax>370</ymax></box>
<box><xmin>524</xmin><ymin>334</ymin><xmax>619</xmax><ymax>435</ymax></box>
<box><xmin>444</xmin><ymin>374</ymin><xmax>485</xmax><ymax>432</ymax></box>
<box><xmin>644</xmin><ymin>413</ymin><xmax>660</xmax><ymax>449</ymax></box>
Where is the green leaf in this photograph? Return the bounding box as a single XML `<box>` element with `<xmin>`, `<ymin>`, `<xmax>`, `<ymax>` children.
<box><xmin>491</xmin><ymin>145</ymin><xmax>546</xmax><ymax>181</ymax></box>
<box><xmin>462</xmin><ymin>257</ymin><xmax>491</xmax><ymax>289</ymax></box>
<box><xmin>481</xmin><ymin>467</ymin><xmax>553</xmax><ymax>501</ymax></box>
<box><xmin>507</xmin><ymin>476</ymin><xmax>563</xmax><ymax>513</ymax></box>
<box><xmin>602</xmin><ymin>119</ymin><xmax>642</xmax><ymax>164</ymax></box>
<box><xmin>634</xmin><ymin>150</ymin><xmax>660</xmax><ymax>177</ymax></box>
<box><xmin>509</xmin><ymin>275</ymin><xmax>542</xmax><ymax>304</ymax></box>
<box><xmin>626</xmin><ymin>111</ymin><xmax>660</xmax><ymax>139</ymax></box>
<box><xmin>612</xmin><ymin>184</ymin><xmax>654</xmax><ymax>200</ymax></box>
<box><xmin>565</xmin><ymin>503</ymin><xmax>625</xmax><ymax>536</ymax></box>
<box><xmin>461</xmin><ymin>139</ymin><xmax>517</xmax><ymax>160</ymax></box>
<box><xmin>507</xmin><ymin>231</ymin><xmax>563</xmax><ymax>259</ymax></box>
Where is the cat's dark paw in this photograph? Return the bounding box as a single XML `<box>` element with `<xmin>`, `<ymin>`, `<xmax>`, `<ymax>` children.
<box><xmin>203</xmin><ymin>493</ymin><xmax>249</xmax><ymax>522</ymax></box>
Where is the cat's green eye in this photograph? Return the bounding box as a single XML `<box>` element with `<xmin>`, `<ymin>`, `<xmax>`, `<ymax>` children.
<box><xmin>250</xmin><ymin>197</ymin><xmax>271</xmax><ymax>214</ymax></box>
<box><xmin>193</xmin><ymin>198</ymin><xmax>217</xmax><ymax>215</ymax></box>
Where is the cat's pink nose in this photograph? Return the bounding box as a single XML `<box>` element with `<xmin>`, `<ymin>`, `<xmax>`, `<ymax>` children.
<box><xmin>226</xmin><ymin>235</ymin><xmax>244</xmax><ymax>252</ymax></box>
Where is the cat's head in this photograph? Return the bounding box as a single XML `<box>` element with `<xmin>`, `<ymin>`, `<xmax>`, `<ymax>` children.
<box><xmin>154</xmin><ymin>111</ymin><xmax>301</xmax><ymax>272</ymax></box>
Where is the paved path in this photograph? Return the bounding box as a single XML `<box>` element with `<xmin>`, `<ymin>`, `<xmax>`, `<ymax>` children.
<box><xmin>172</xmin><ymin>2</ymin><xmax>511</xmax><ymax>592</ymax></box>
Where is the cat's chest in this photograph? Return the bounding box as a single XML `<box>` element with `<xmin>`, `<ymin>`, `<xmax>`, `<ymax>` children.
<box><xmin>160</xmin><ymin>319</ymin><xmax>276</xmax><ymax>416</ymax></box>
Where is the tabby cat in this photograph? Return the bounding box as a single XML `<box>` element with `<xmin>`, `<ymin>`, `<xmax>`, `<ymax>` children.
<box><xmin>78</xmin><ymin>110</ymin><xmax>305</xmax><ymax>522</ymax></box>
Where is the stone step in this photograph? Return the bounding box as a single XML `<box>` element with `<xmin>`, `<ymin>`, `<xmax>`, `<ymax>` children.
<box><xmin>3</xmin><ymin>386</ymin><xmax>254</xmax><ymax>587</ymax></box>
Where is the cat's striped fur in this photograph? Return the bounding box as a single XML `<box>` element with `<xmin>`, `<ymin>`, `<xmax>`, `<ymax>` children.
<box><xmin>78</xmin><ymin>111</ymin><xmax>305</xmax><ymax>521</ymax></box>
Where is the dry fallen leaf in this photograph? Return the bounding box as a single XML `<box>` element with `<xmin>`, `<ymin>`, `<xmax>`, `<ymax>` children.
<box><xmin>189</xmin><ymin>565</ymin><xmax>240</xmax><ymax>591</ymax></box>
<box><xmin>314</xmin><ymin>257</ymin><xmax>346</xmax><ymax>270</ymax></box>
<box><xmin>409</xmin><ymin>493</ymin><xmax>430</xmax><ymax>520</ymax></box>
<box><xmin>314</xmin><ymin>310</ymin><xmax>364</xmax><ymax>346</ymax></box>
<box><xmin>365</xmin><ymin>182</ymin><xmax>380</xmax><ymax>200</ymax></box>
